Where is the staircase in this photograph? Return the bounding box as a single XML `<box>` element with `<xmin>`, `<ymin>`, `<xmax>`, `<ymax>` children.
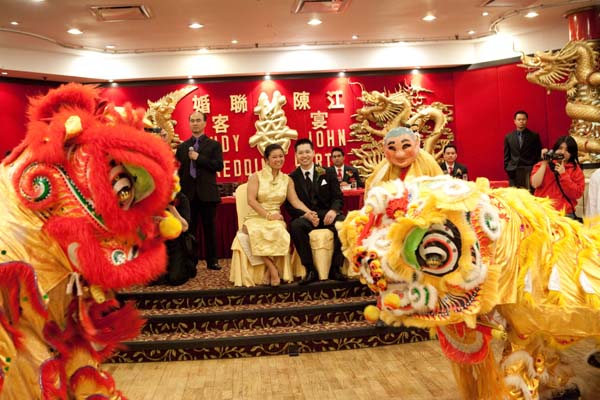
<box><xmin>110</xmin><ymin>262</ymin><xmax>429</xmax><ymax>363</ymax></box>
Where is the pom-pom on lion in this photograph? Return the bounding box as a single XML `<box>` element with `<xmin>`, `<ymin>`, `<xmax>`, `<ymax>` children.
<box><xmin>0</xmin><ymin>83</ymin><xmax>179</xmax><ymax>399</ymax></box>
<box><xmin>338</xmin><ymin>175</ymin><xmax>600</xmax><ymax>400</ymax></box>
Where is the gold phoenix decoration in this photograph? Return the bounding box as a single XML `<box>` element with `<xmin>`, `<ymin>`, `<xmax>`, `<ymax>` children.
<box><xmin>250</xmin><ymin>91</ymin><xmax>298</xmax><ymax>155</ymax></box>
<box><xmin>520</xmin><ymin>40</ymin><xmax>600</xmax><ymax>161</ymax></box>
<box><xmin>348</xmin><ymin>81</ymin><xmax>454</xmax><ymax>179</ymax></box>
<box><xmin>144</xmin><ymin>85</ymin><xmax>198</xmax><ymax>150</ymax></box>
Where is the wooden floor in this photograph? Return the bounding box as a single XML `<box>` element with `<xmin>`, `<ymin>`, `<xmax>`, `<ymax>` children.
<box><xmin>104</xmin><ymin>339</ymin><xmax>600</xmax><ymax>399</ymax></box>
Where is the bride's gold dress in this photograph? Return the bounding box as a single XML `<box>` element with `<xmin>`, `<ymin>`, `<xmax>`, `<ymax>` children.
<box><xmin>243</xmin><ymin>165</ymin><xmax>290</xmax><ymax>257</ymax></box>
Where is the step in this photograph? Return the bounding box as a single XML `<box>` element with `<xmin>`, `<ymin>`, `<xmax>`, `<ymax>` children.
<box><xmin>140</xmin><ymin>297</ymin><xmax>376</xmax><ymax>334</ymax></box>
<box><xmin>119</xmin><ymin>279</ymin><xmax>372</xmax><ymax>310</ymax></box>
<box><xmin>109</xmin><ymin>320</ymin><xmax>430</xmax><ymax>363</ymax></box>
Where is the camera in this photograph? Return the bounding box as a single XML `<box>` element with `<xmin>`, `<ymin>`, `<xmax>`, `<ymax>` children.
<box><xmin>543</xmin><ymin>149</ymin><xmax>564</xmax><ymax>161</ymax></box>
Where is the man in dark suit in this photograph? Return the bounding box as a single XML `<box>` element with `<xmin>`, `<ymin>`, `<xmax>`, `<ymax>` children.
<box><xmin>175</xmin><ymin>111</ymin><xmax>224</xmax><ymax>271</ymax></box>
<box><xmin>439</xmin><ymin>144</ymin><xmax>468</xmax><ymax>180</ymax></box>
<box><xmin>286</xmin><ymin>138</ymin><xmax>346</xmax><ymax>284</ymax></box>
<box><xmin>327</xmin><ymin>147</ymin><xmax>364</xmax><ymax>189</ymax></box>
<box><xmin>504</xmin><ymin>110</ymin><xmax>542</xmax><ymax>191</ymax></box>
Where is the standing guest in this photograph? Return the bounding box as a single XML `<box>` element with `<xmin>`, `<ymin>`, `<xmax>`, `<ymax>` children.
<box><xmin>504</xmin><ymin>110</ymin><xmax>542</xmax><ymax>191</ymax></box>
<box><xmin>439</xmin><ymin>144</ymin><xmax>468</xmax><ymax>180</ymax></box>
<box><xmin>327</xmin><ymin>147</ymin><xmax>364</xmax><ymax>189</ymax></box>
<box><xmin>286</xmin><ymin>138</ymin><xmax>346</xmax><ymax>284</ymax></box>
<box><xmin>175</xmin><ymin>111</ymin><xmax>224</xmax><ymax>271</ymax></box>
<box><xmin>530</xmin><ymin>135</ymin><xmax>584</xmax><ymax>219</ymax></box>
<box><xmin>365</xmin><ymin>127</ymin><xmax>442</xmax><ymax>192</ymax></box>
<box><xmin>243</xmin><ymin>143</ymin><xmax>314</xmax><ymax>286</ymax></box>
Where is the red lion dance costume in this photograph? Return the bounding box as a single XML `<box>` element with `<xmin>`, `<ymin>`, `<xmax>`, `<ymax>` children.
<box><xmin>0</xmin><ymin>84</ymin><xmax>178</xmax><ymax>398</ymax></box>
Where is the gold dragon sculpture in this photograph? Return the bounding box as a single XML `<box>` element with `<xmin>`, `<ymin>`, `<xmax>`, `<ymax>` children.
<box><xmin>348</xmin><ymin>81</ymin><xmax>454</xmax><ymax>179</ymax></box>
<box><xmin>144</xmin><ymin>85</ymin><xmax>198</xmax><ymax>151</ymax></box>
<box><xmin>520</xmin><ymin>40</ymin><xmax>600</xmax><ymax>161</ymax></box>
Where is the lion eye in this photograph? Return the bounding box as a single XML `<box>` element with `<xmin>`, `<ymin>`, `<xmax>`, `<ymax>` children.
<box><xmin>416</xmin><ymin>222</ymin><xmax>461</xmax><ymax>276</ymax></box>
<box><xmin>109</xmin><ymin>164</ymin><xmax>135</xmax><ymax>210</ymax></box>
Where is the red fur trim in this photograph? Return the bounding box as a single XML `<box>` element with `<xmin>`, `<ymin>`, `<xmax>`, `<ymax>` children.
<box><xmin>69</xmin><ymin>366</ymin><xmax>118</xmax><ymax>397</ymax></box>
<box><xmin>40</xmin><ymin>358</ymin><xmax>67</xmax><ymax>400</ymax></box>
<box><xmin>0</xmin><ymin>262</ymin><xmax>48</xmax><ymax>325</ymax></box>
<box><xmin>28</xmin><ymin>83</ymin><xmax>99</xmax><ymax>123</ymax></box>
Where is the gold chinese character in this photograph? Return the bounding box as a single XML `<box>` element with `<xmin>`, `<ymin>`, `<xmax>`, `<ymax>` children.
<box><xmin>310</xmin><ymin>110</ymin><xmax>328</xmax><ymax>130</ymax></box>
<box><xmin>192</xmin><ymin>94</ymin><xmax>211</xmax><ymax>114</ymax></box>
<box><xmin>211</xmin><ymin>114</ymin><xmax>229</xmax><ymax>134</ymax></box>
<box><xmin>293</xmin><ymin>91</ymin><xmax>311</xmax><ymax>110</ymax></box>
<box><xmin>250</xmin><ymin>91</ymin><xmax>298</xmax><ymax>155</ymax></box>
<box><xmin>327</xmin><ymin>90</ymin><xmax>344</xmax><ymax>110</ymax></box>
<box><xmin>230</xmin><ymin>94</ymin><xmax>248</xmax><ymax>113</ymax></box>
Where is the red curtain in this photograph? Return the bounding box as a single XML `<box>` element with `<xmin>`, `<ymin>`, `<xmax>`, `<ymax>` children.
<box><xmin>1</xmin><ymin>63</ymin><xmax>569</xmax><ymax>182</ymax></box>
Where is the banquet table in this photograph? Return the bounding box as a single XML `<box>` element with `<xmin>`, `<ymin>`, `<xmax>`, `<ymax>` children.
<box><xmin>196</xmin><ymin>188</ymin><xmax>365</xmax><ymax>259</ymax></box>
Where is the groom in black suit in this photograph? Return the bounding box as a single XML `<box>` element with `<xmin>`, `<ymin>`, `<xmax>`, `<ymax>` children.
<box><xmin>176</xmin><ymin>111</ymin><xmax>224</xmax><ymax>271</ymax></box>
<box><xmin>286</xmin><ymin>138</ymin><xmax>346</xmax><ymax>284</ymax></box>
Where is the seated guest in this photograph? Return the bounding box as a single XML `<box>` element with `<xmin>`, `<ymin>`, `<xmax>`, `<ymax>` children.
<box><xmin>327</xmin><ymin>147</ymin><xmax>364</xmax><ymax>189</ymax></box>
<box><xmin>530</xmin><ymin>135</ymin><xmax>584</xmax><ymax>219</ymax></box>
<box><xmin>365</xmin><ymin>127</ymin><xmax>443</xmax><ymax>192</ymax></box>
<box><xmin>286</xmin><ymin>138</ymin><xmax>346</xmax><ymax>284</ymax></box>
<box><xmin>244</xmin><ymin>143</ymin><xmax>313</xmax><ymax>286</ymax></box>
<box><xmin>439</xmin><ymin>144</ymin><xmax>468</xmax><ymax>180</ymax></box>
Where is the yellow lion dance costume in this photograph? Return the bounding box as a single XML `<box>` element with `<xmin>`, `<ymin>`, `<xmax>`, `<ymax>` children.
<box><xmin>0</xmin><ymin>84</ymin><xmax>178</xmax><ymax>399</ymax></box>
<box><xmin>338</xmin><ymin>175</ymin><xmax>600</xmax><ymax>399</ymax></box>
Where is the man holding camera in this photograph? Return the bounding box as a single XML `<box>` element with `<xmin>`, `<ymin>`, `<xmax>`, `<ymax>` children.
<box><xmin>503</xmin><ymin>110</ymin><xmax>542</xmax><ymax>191</ymax></box>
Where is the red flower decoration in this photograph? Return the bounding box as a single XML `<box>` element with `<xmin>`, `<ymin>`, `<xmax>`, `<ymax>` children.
<box><xmin>385</xmin><ymin>197</ymin><xmax>409</xmax><ymax>219</ymax></box>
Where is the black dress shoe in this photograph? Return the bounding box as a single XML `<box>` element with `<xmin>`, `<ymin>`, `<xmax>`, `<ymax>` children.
<box><xmin>207</xmin><ymin>263</ymin><xmax>222</xmax><ymax>271</ymax></box>
<box><xmin>587</xmin><ymin>351</ymin><xmax>600</xmax><ymax>368</ymax></box>
<box><xmin>299</xmin><ymin>271</ymin><xmax>318</xmax><ymax>285</ymax></box>
<box><xmin>329</xmin><ymin>271</ymin><xmax>347</xmax><ymax>281</ymax></box>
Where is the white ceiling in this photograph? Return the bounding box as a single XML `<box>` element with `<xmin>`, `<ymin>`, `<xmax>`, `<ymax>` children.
<box><xmin>0</xmin><ymin>0</ymin><xmax>596</xmax><ymax>81</ymax></box>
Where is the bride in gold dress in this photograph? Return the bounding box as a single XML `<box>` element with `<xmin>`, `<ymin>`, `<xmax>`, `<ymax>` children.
<box><xmin>243</xmin><ymin>143</ymin><xmax>315</xmax><ymax>286</ymax></box>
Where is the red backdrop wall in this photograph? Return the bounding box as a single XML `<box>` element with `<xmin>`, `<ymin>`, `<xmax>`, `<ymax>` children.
<box><xmin>0</xmin><ymin>62</ymin><xmax>570</xmax><ymax>182</ymax></box>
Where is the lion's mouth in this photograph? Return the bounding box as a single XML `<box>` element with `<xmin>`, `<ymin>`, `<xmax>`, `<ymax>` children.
<box><xmin>412</xmin><ymin>287</ymin><xmax>480</xmax><ymax>321</ymax></box>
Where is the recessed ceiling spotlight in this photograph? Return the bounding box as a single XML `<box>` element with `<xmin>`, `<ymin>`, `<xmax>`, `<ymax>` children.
<box><xmin>1</xmin><ymin>72</ymin><xmax>7</xmax><ymax>75</ymax></box>
<box><xmin>198</xmin><ymin>47</ymin><xmax>209</xmax><ymax>53</ymax></box>
<box><xmin>468</xmin><ymin>30</ymin><xmax>475</xmax><ymax>35</ymax></box>
<box><xmin>525</xmin><ymin>11</ymin><xmax>539</xmax><ymax>18</ymax></box>
<box><xmin>422</xmin><ymin>15</ymin><xmax>436</xmax><ymax>22</ymax></box>
<box><xmin>264</xmin><ymin>73</ymin><xmax>271</xmax><ymax>80</ymax></box>
<box><xmin>10</xmin><ymin>21</ymin><xmax>19</xmax><ymax>26</ymax></box>
<box><xmin>338</xmin><ymin>71</ymin><xmax>346</xmax><ymax>77</ymax></box>
<box><xmin>351</xmin><ymin>34</ymin><xmax>359</xmax><ymax>40</ymax></box>
<box><xmin>189</xmin><ymin>22</ymin><xmax>203</xmax><ymax>29</ymax></box>
<box><xmin>482</xmin><ymin>12</ymin><xmax>489</xmax><ymax>16</ymax></box>
<box><xmin>105</xmin><ymin>45</ymin><xmax>116</xmax><ymax>49</ymax></box>
<box><xmin>108</xmin><ymin>79</ymin><xmax>114</xmax><ymax>82</ymax></box>
<box><xmin>411</xmin><ymin>69</ymin><xmax>420</xmax><ymax>75</ymax></box>
<box><xmin>307</xmin><ymin>18</ymin><xmax>322</xmax><ymax>26</ymax></box>
<box><xmin>67</xmin><ymin>28</ymin><xmax>83</xmax><ymax>35</ymax></box>
<box><xmin>231</xmin><ymin>39</ymin><xmax>238</xmax><ymax>44</ymax></box>
<box><xmin>187</xmin><ymin>75</ymin><xmax>193</xmax><ymax>79</ymax></box>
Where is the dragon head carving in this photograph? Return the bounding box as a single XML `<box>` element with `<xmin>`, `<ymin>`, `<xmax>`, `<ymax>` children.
<box><xmin>338</xmin><ymin>176</ymin><xmax>502</xmax><ymax>328</ymax></box>
<box><xmin>2</xmin><ymin>83</ymin><xmax>178</xmax><ymax>290</ymax></box>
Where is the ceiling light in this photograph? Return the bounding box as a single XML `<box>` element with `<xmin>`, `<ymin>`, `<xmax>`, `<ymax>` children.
<box><xmin>468</xmin><ymin>30</ymin><xmax>475</xmax><ymax>35</ymax></box>
<box><xmin>198</xmin><ymin>47</ymin><xmax>209</xmax><ymax>53</ymax></box>
<box><xmin>67</xmin><ymin>28</ymin><xmax>83</xmax><ymax>35</ymax></box>
<box><xmin>10</xmin><ymin>21</ymin><xmax>19</xmax><ymax>26</ymax></box>
<box><xmin>411</xmin><ymin>69</ymin><xmax>420</xmax><ymax>75</ymax></box>
<box><xmin>1</xmin><ymin>72</ymin><xmax>7</xmax><ymax>75</ymax></box>
<box><xmin>525</xmin><ymin>11</ymin><xmax>539</xmax><ymax>18</ymax></box>
<box><xmin>231</xmin><ymin>39</ymin><xmax>238</xmax><ymax>44</ymax></box>
<box><xmin>338</xmin><ymin>71</ymin><xmax>345</xmax><ymax>77</ymax></box>
<box><xmin>187</xmin><ymin>75</ymin><xmax>193</xmax><ymax>79</ymax></box>
<box><xmin>105</xmin><ymin>45</ymin><xmax>115</xmax><ymax>49</ymax></box>
<box><xmin>482</xmin><ymin>12</ymin><xmax>489</xmax><ymax>16</ymax></box>
<box><xmin>351</xmin><ymin>34</ymin><xmax>358</xmax><ymax>40</ymax></box>
<box><xmin>189</xmin><ymin>22</ymin><xmax>203</xmax><ymax>29</ymax></box>
<box><xmin>108</xmin><ymin>79</ymin><xmax>114</xmax><ymax>82</ymax></box>
<box><xmin>264</xmin><ymin>73</ymin><xmax>271</xmax><ymax>80</ymax></box>
<box><xmin>422</xmin><ymin>15</ymin><xmax>436</xmax><ymax>22</ymax></box>
<box><xmin>307</xmin><ymin>18</ymin><xmax>322</xmax><ymax>26</ymax></box>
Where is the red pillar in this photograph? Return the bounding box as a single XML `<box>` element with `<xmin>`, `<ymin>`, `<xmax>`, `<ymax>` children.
<box><xmin>565</xmin><ymin>6</ymin><xmax>600</xmax><ymax>41</ymax></box>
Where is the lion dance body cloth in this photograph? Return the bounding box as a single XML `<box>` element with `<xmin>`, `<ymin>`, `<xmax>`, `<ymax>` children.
<box><xmin>338</xmin><ymin>176</ymin><xmax>600</xmax><ymax>399</ymax></box>
<box><xmin>0</xmin><ymin>84</ymin><xmax>178</xmax><ymax>399</ymax></box>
